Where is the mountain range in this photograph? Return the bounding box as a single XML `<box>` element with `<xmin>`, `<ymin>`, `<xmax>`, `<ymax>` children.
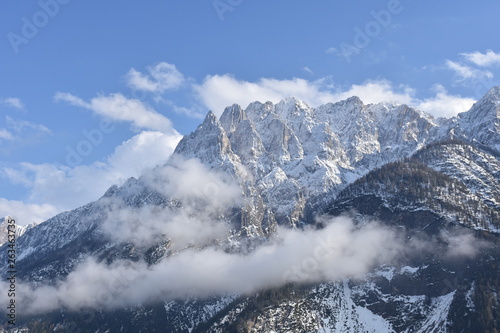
<box><xmin>1</xmin><ymin>87</ymin><xmax>500</xmax><ymax>332</ymax></box>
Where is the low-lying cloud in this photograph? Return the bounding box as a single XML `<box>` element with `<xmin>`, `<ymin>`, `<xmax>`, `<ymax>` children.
<box><xmin>1</xmin><ymin>216</ymin><xmax>404</xmax><ymax>315</ymax></box>
<box><xmin>0</xmin><ymin>215</ymin><xmax>490</xmax><ymax>316</ymax></box>
<box><xmin>101</xmin><ymin>157</ymin><xmax>243</xmax><ymax>249</ymax></box>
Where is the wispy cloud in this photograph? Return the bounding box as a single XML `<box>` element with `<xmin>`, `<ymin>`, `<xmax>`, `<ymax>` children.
<box><xmin>460</xmin><ymin>50</ymin><xmax>500</xmax><ymax>67</ymax></box>
<box><xmin>55</xmin><ymin>92</ymin><xmax>177</xmax><ymax>133</ymax></box>
<box><xmin>443</xmin><ymin>51</ymin><xmax>500</xmax><ymax>97</ymax></box>
<box><xmin>6</xmin><ymin>116</ymin><xmax>51</xmax><ymax>134</ymax></box>
<box><xmin>158</xmin><ymin>98</ymin><xmax>205</xmax><ymax>119</ymax></box>
<box><xmin>303</xmin><ymin>66</ymin><xmax>314</xmax><ymax>74</ymax></box>
<box><xmin>1</xmin><ymin>97</ymin><xmax>25</xmax><ymax>111</ymax></box>
<box><xmin>2</xmin><ymin>215</ymin><xmax>403</xmax><ymax>314</ymax></box>
<box><xmin>0</xmin><ymin>128</ymin><xmax>14</xmax><ymax>141</ymax></box>
<box><xmin>0</xmin><ymin>116</ymin><xmax>51</xmax><ymax>144</ymax></box>
<box><xmin>445</xmin><ymin>60</ymin><xmax>493</xmax><ymax>81</ymax></box>
<box><xmin>126</xmin><ymin>62</ymin><xmax>185</xmax><ymax>93</ymax></box>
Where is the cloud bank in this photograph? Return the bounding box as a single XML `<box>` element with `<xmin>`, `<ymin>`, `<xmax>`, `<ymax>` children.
<box><xmin>1</xmin><ymin>215</ymin><xmax>486</xmax><ymax>315</ymax></box>
<box><xmin>193</xmin><ymin>74</ymin><xmax>475</xmax><ymax>119</ymax></box>
<box><xmin>0</xmin><ymin>217</ymin><xmax>402</xmax><ymax>314</ymax></box>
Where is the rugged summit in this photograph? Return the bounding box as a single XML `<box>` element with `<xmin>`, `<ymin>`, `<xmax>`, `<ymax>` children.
<box><xmin>175</xmin><ymin>95</ymin><xmax>440</xmax><ymax>231</ymax></box>
<box><xmin>456</xmin><ymin>86</ymin><xmax>500</xmax><ymax>151</ymax></box>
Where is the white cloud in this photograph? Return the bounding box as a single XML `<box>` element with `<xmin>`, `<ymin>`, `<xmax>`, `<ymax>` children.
<box><xmin>415</xmin><ymin>85</ymin><xmax>476</xmax><ymax>118</ymax></box>
<box><xmin>194</xmin><ymin>74</ymin><xmax>474</xmax><ymax>118</ymax></box>
<box><xmin>55</xmin><ymin>92</ymin><xmax>176</xmax><ymax>133</ymax></box>
<box><xmin>0</xmin><ymin>128</ymin><xmax>14</xmax><ymax>141</ymax></box>
<box><xmin>331</xmin><ymin>80</ymin><xmax>415</xmax><ymax>105</ymax></box>
<box><xmin>2</xmin><ymin>97</ymin><xmax>24</xmax><ymax>110</ymax></box>
<box><xmin>194</xmin><ymin>74</ymin><xmax>338</xmax><ymax>116</ymax></box>
<box><xmin>303</xmin><ymin>66</ymin><xmax>314</xmax><ymax>74</ymax></box>
<box><xmin>4</xmin><ymin>216</ymin><xmax>403</xmax><ymax>314</ymax></box>
<box><xmin>460</xmin><ymin>50</ymin><xmax>500</xmax><ymax>67</ymax></box>
<box><xmin>106</xmin><ymin>130</ymin><xmax>182</xmax><ymax>177</ymax></box>
<box><xmin>3</xmin><ymin>131</ymin><xmax>182</xmax><ymax>214</ymax></box>
<box><xmin>5</xmin><ymin>116</ymin><xmax>51</xmax><ymax>134</ymax></box>
<box><xmin>445</xmin><ymin>60</ymin><xmax>493</xmax><ymax>81</ymax></box>
<box><xmin>103</xmin><ymin>157</ymin><xmax>242</xmax><ymax>249</ymax></box>
<box><xmin>325</xmin><ymin>47</ymin><xmax>339</xmax><ymax>55</ymax></box>
<box><xmin>126</xmin><ymin>62</ymin><xmax>185</xmax><ymax>93</ymax></box>
<box><xmin>0</xmin><ymin>117</ymin><xmax>51</xmax><ymax>144</ymax></box>
<box><xmin>158</xmin><ymin>98</ymin><xmax>205</xmax><ymax>119</ymax></box>
<box><xmin>334</xmin><ymin>81</ymin><xmax>475</xmax><ymax>117</ymax></box>
<box><xmin>0</xmin><ymin>211</ymin><xmax>485</xmax><ymax>314</ymax></box>
<box><xmin>194</xmin><ymin>75</ymin><xmax>418</xmax><ymax>116</ymax></box>
<box><xmin>0</xmin><ymin>199</ymin><xmax>58</xmax><ymax>226</ymax></box>
<box><xmin>118</xmin><ymin>60</ymin><xmax>478</xmax><ymax>119</ymax></box>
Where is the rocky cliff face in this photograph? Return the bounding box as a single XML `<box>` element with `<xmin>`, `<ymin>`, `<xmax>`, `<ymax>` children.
<box><xmin>175</xmin><ymin>95</ymin><xmax>441</xmax><ymax>232</ymax></box>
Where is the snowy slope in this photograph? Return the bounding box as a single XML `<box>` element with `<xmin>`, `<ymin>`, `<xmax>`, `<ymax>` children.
<box><xmin>414</xmin><ymin>141</ymin><xmax>500</xmax><ymax>209</ymax></box>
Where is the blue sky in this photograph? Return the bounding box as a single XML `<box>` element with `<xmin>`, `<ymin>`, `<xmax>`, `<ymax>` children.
<box><xmin>1</xmin><ymin>0</ymin><xmax>500</xmax><ymax>225</ymax></box>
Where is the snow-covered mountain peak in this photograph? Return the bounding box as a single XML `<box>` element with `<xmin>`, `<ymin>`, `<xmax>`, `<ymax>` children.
<box><xmin>455</xmin><ymin>86</ymin><xmax>500</xmax><ymax>150</ymax></box>
<box><xmin>461</xmin><ymin>86</ymin><xmax>500</xmax><ymax>119</ymax></box>
<box><xmin>165</xmin><ymin>95</ymin><xmax>453</xmax><ymax>228</ymax></box>
<box><xmin>483</xmin><ymin>85</ymin><xmax>500</xmax><ymax>102</ymax></box>
<box><xmin>334</xmin><ymin>95</ymin><xmax>365</xmax><ymax>109</ymax></box>
<box><xmin>275</xmin><ymin>96</ymin><xmax>312</xmax><ymax>114</ymax></box>
<box><xmin>344</xmin><ymin>95</ymin><xmax>364</xmax><ymax>105</ymax></box>
<box><xmin>173</xmin><ymin>109</ymin><xmax>237</xmax><ymax>171</ymax></box>
<box><xmin>201</xmin><ymin>110</ymin><xmax>219</xmax><ymax>127</ymax></box>
<box><xmin>220</xmin><ymin>104</ymin><xmax>246</xmax><ymax>134</ymax></box>
<box><xmin>244</xmin><ymin>101</ymin><xmax>274</xmax><ymax>121</ymax></box>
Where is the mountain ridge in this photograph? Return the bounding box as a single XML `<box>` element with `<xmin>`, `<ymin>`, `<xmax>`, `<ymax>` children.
<box><xmin>1</xmin><ymin>87</ymin><xmax>499</xmax><ymax>332</ymax></box>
